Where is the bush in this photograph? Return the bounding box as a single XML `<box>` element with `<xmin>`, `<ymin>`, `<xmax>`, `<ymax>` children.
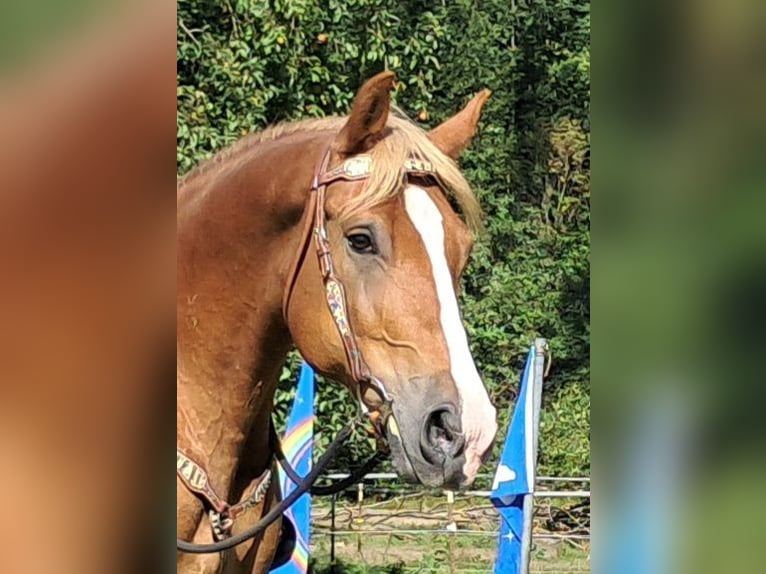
<box><xmin>178</xmin><ymin>0</ymin><xmax>590</xmax><ymax>478</ymax></box>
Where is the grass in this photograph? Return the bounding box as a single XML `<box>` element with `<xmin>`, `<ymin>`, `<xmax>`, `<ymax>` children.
<box><xmin>305</xmin><ymin>492</ymin><xmax>589</xmax><ymax>573</ymax></box>
<box><xmin>308</xmin><ymin>533</ymin><xmax>589</xmax><ymax>573</ymax></box>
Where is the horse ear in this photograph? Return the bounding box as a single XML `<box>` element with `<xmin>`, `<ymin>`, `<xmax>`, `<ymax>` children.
<box><xmin>429</xmin><ymin>89</ymin><xmax>492</xmax><ymax>159</ymax></box>
<box><xmin>334</xmin><ymin>71</ymin><xmax>397</xmax><ymax>155</ymax></box>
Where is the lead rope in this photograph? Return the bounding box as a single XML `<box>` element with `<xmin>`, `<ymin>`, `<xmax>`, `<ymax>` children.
<box><xmin>269</xmin><ymin>419</ymin><xmax>387</xmax><ymax>497</ymax></box>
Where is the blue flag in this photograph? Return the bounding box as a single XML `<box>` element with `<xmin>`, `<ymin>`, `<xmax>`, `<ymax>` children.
<box><xmin>491</xmin><ymin>340</ymin><xmax>545</xmax><ymax>574</ymax></box>
<box><xmin>271</xmin><ymin>362</ymin><xmax>315</xmax><ymax>574</ymax></box>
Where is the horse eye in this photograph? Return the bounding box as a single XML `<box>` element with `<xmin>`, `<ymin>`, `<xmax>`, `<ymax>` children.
<box><xmin>347</xmin><ymin>233</ymin><xmax>375</xmax><ymax>254</ymax></box>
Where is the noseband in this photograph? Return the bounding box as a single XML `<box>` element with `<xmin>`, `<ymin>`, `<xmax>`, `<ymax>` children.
<box><xmin>177</xmin><ymin>146</ymin><xmax>440</xmax><ymax>554</ymax></box>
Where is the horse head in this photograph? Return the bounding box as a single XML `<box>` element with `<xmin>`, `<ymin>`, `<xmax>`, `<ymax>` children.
<box><xmin>285</xmin><ymin>72</ymin><xmax>497</xmax><ymax>488</ymax></box>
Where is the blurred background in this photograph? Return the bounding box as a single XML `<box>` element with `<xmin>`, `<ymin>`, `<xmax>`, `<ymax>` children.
<box><xmin>596</xmin><ymin>0</ymin><xmax>766</xmax><ymax>572</ymax></box>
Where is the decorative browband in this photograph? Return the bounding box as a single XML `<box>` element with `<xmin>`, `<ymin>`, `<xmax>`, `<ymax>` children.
<box><xmin>318</xmin><ymin>156</ymin><xmax>436</xmax><ymax>186</ymax></box>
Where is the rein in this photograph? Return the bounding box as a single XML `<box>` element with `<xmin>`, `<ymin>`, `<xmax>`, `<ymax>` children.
<box><xmin>177</xmin><ymin>145</ymin><xmax>440</xmax><ymax>554</ymax></box>
<box><xmin>177</xmin><ymin>418</ymin><xmax>385</xmax><ymax>554</ymax></box>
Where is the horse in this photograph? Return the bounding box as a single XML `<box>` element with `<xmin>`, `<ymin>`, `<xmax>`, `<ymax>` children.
<box><xmin>177</xmin><ymin>71</ymin><xmax>498</xmax><ymax>573</ymax></box>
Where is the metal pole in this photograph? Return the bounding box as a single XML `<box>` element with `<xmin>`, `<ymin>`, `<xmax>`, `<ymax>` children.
<box><xmin>520</xmin><ymin>338</ymin><xmax>547</xmax><ymax>574</ymax></box>
<box><xmin>330</xmin><ymin>493</ymin><xmax>336</xmax><ymax>569</ymax></box>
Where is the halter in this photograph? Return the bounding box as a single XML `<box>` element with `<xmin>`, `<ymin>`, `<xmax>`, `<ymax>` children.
<box><xmin>177</xmin><ymin>146</ymin><xmax>441</xmax><ymax>553</ymax></box>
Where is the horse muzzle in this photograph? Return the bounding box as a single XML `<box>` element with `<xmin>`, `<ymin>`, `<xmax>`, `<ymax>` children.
<box><xmin>383</xmin><ymin>374</ymin><xmax>470</xmax><ymax>488</ymax></box>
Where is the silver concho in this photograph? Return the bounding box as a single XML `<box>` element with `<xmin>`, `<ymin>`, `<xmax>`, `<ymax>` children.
<box><xmin>342</xmin><ymin>156</ymin><xmax>373</xmax><ymax>178</ymax></box>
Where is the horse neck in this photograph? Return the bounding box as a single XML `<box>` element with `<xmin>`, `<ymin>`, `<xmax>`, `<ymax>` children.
<box><xmin>177</xmin><ymin>132</ymin><xmax>327</xmax><ymax>466</ymax></box>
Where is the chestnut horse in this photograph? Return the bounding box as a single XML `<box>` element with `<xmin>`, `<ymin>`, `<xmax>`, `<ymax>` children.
<box><xmin>177</xmin><ymin>72</ymin><xmax>497</xmax><ymax>573</ymax></box>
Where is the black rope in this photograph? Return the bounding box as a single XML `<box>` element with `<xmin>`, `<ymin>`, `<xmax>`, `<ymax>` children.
<box><xmin>270</xmin><ymin>424</ymin><xmax>386</xmax><ymax>496</ymax></box>
<box><xmin>309</xmin><ymin>451</ymin><xmax>386</xmax><ymax>495</ymax></box>
<box><xmin>177</xmin><ymin>422</ymin><xmax>354</xmax><ymax>554</ymax></box>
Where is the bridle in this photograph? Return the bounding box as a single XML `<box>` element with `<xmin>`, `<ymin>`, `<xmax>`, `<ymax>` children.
<box><xmin>283</xmin><ymin>147</ymin><xmax>440</xmax><ymax>420</ymax></box>
<box><xmin>177</xmin><ymin>145</ymin><xmax>441</xmax><ymax>554</ymax></box>
<box><xmin>284</xmin><ymin>148</ymin><xmax>393</xmax><ymax>419</ymax></box>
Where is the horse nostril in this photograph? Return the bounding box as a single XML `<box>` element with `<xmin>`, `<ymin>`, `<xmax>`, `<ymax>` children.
<box><xmin>422</xmin><ymin>407</ymin><xmax>465</xmax><ymax>462</ymax></box>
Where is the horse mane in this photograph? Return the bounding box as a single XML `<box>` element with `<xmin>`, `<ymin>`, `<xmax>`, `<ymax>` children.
<box><xmin>178</xmin><ymin>108</ymin><xmax>482</xmax><ymax>232</ymax></box>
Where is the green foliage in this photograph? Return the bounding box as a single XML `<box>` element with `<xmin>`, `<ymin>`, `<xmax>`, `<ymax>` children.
<box><xmin>178</xmin><ymin>0</ymin><xmax>590</xmax><ymax>478</ymax></box>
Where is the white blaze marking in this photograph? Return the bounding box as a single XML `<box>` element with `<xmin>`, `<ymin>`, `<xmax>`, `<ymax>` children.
<box><xmin>403</xmin><ymin>185</ymin><xmax>497</xmax><ymax>480</ymax></box>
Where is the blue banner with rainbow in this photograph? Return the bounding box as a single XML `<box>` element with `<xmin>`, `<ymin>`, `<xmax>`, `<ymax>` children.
<box><xmin>272</xmin><ymin>362</ymin><xmax>315</xmax><ymax>574</ymax></box>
